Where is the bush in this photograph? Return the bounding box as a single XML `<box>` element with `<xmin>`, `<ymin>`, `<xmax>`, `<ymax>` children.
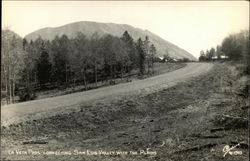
<box><xmin>18</xmin><ymin>87</ymin><xmax>36</xmax><ymax>102</ymax></box>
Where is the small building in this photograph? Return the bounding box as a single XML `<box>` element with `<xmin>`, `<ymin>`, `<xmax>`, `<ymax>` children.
<box><xmin>212</xmin><ymin>55</ymin><xmax>229</xmax><ymax>60</ymax></box>
<box><xmin>173</xmin><ymin>58</ymin><xmax>178</xmax><ymax>62</ymax></box>
<box><xmin>212</xmin><ymin>56</ymin><xmax>218</xmax><ymax>60</ymax></box>
<box><xmin>158</xmin><ymin>56</ymin><xmax>164</xmax><ymax>60</ymax></box>
<box><xmin>221</xmin><ymin>55</ymin><xmax>229</xmax><ymax>59</ymax></box>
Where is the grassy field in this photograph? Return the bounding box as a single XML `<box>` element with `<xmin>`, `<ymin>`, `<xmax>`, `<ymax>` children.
<box><xmin>1</xmin><ymin>63</ymin><xmax>248</xmax><ymax>161</ymax></box>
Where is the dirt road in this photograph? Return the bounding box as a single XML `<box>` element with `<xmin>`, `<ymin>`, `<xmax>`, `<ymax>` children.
<box><xmin>1</xmin><ymin>63</ymin><xmax>213</xmax><ymax>126</ymax></box>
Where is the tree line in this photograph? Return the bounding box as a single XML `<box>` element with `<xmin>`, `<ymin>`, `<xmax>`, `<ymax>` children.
<box><xmin>199</xmin><ymin>30</ymin><xmax>249</xmax><ymax>62</ymax></box>
<box><xmin>1</xmin><ymin>30</ymin><xmax>158</xmax><ymax>103</ymax></box>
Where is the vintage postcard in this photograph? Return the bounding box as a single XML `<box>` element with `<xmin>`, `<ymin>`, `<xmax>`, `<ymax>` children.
<box><xmin>1</xmin><ymin>1</ymin><xmax>249</xmax><ymax>161</ymax></box>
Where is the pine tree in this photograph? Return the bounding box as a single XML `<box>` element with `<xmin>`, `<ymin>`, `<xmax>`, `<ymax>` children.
<box><xmin>149</xmin><ymin>44</ymin><xmax>156</xmax><ymax>73</ymax></box>
<box><xmin>136</xmin><ymin>38</ymin><xmax>146</xmax><ymax>75</ymax></box>
<box><xmin>51</xmin><ymin>35</ymin><xmax>70</xmax><ymax>85</ymax></box>
<box><xmin>89</xmin><ymin>32</ymin><xmax>103</xmax><ymax>87</ymax></box>
<box><xmin>121</xmin><ymin>31</ymin><xmax>136</xmax><ymax>71</ymax></box>
<box><xmin>37</xmin><ymin>47</ymin><xmax>52</xmax><ymax>88</ymax></box>
<box><xmin>143</xmin><ymin>36</ymin><xmax>150</xmax><ymax>74</ymax></box>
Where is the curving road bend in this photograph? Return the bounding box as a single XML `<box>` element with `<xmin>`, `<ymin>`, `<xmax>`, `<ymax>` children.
<box><xmin>1</xmin><ymin>63</ymin><xmax>213</xmax><ymax>126</ymax></box>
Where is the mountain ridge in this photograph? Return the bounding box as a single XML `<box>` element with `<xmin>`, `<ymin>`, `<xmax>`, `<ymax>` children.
<box><xmin>25</xmin><ymin>21</ymin><xmax>197</xmax><ymax>60</ymax></box>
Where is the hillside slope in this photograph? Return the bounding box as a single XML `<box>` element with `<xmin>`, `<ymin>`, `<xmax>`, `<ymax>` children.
<box><xmin>25</xmin><ymin>21</ymin><xmax>197</xmax><ymax>60</ymax></box>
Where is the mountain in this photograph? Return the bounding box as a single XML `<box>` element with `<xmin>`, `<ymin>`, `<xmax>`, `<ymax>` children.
<box><xmin>25</xmin><ymin>21</ymin><xmax>197</xmax><ymax>60</ymax></box>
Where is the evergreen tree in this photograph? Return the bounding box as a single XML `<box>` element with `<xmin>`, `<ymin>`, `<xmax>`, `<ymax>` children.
<box><xmin>209</xmin><ymin>47</ymin><xmax>216</xmax><ymax>59</ymax></box>
<box><xmin>72</xmin><ymin>32</ymin><xmax>90</xmax><ymax>89</ymax></box>
<box><xmin>149</xmin><ymin>44</ymin><xmax>156</xmax><ymax>73</ymax></box>
<box><xmin>136</xmin><ymin>38</ymin><xmax>146</xmax><ymax>75</ymax></box>
<box><xmin>51</xmin><ymin>35</ymin><xmax>70</xmax><ymax>85</ymax></box>
<box><xmin>216</xmin><ymin>45</ymin><xmax>222</xmax><ymax>59</ymax></box>
<box><xmin>198</xmin><ymin>50</ymin><xmax>206</xmax><ymax>61</ymax></box>
<box><xmin>205</xmin><ymin>50</ymin><xmax>210</xmax><ymax>61</ymax></box>
<box><xmin>37</xmin><ymin>47</ymin><xmax>52</xmax><ymax>88</ymax></box>
<box><xmin>89</xmin><ymin>32</ymin><xmax>104</xmax><ymax>87</ymax></box>
<box><xmin>143</xmin><ymin>36</ymin><xmax>150</xmax><ymax>73</ymax></box>
<box><xmin>121</xmin><ymin>31</ymin><xmax>137</xmax><ymax>70</ymax></box>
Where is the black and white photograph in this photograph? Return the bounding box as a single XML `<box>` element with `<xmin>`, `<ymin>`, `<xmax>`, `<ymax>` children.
<box><xmin>1</xmin><ymin>1</ymin><xmax>249</xmax><ymax>161</ymax></box>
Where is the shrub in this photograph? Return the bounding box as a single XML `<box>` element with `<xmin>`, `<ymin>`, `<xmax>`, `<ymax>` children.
<box><xmin>18</xmin><ymin>87</ymin><xmax>36</xmax><ymax>102</ymax></box>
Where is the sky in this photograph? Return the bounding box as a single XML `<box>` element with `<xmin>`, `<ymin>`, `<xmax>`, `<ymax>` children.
<box><xmin>2</xmin><ymin>1</ymin><xmax>249</xmax><ymax>58</ymax></box>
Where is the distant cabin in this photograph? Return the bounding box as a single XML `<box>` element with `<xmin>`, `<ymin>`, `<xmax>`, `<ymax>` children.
<box><xmin>221</xmin><ymin>55</ymin><xmax>229</xmax><ymax>59</ymax></box>
<box><xmin>158</xmin><ymin>56</ymin><xmax>164</xmax><ymax>61</ymax></box>
<box><xmin>158</xmin><ymin>56</ymin><xmax>179</xmax><ymax>62</ymax></box>
<box><xmin>212</xmin><ymin>55</ymin><xmax>229</xmax><ymax>60</ymax></box>
<box><xmin>173</xmin><ymin>58</ymin><xmax>178</xmax><ymax>62</ymax></box>
<box><xmin>212</xmin><ymin>56</ymin><xmax>218</xmax><ymax>60</ymax></box>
